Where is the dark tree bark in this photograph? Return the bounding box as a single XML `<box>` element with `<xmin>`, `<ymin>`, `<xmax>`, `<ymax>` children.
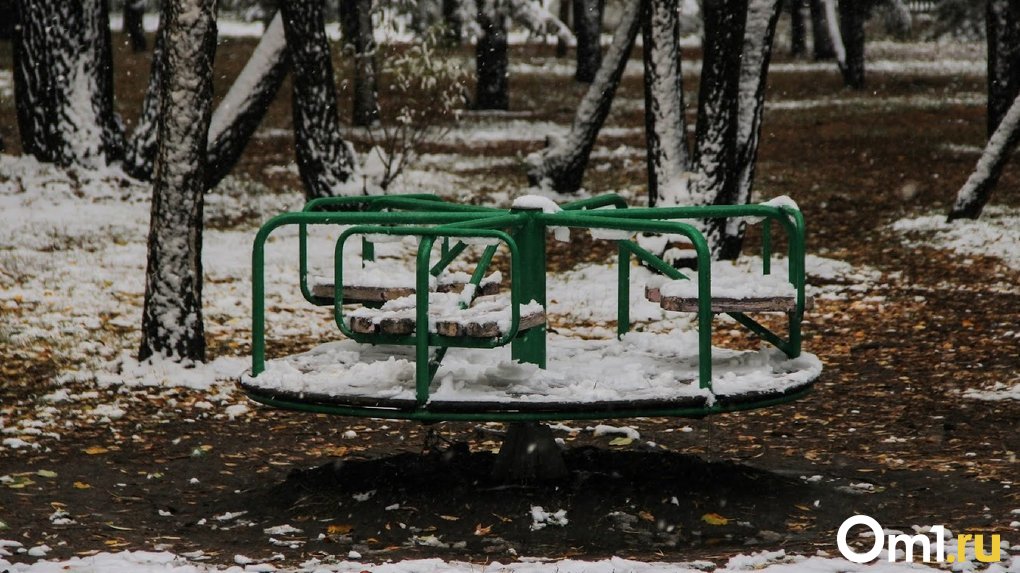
<box><xmin>128</xmin><ymin>13</ymin><xmax>290</xmax><ymax>188</ymax></box>
<box><xmin>340</xmin><ymin>0</ymin><xmax>380</xmax><ymax>126</ymax></box>
<box><xmin>948</xmin><ymin>0</ymin><xmax>1020</xmax><ymax>220</ymax></box>
<box><xmin>0</xmin><ymin>0</ymin><xmax>14</xmax><ymax>40</ymax></box>
<box><xmin>139</xmin><ymin>0</ymin><xmax>217</xmax><ymax>362</ymax></box>
<box><xmin>838</xmin><ymin>0</ymin><xmax>867</xmax><ymax>89</ymax></box>
<box><xmin>13</xmin><ymin>0</ymin><xmax>124</xmax><ymax>167</ymax></box>
<box><xmin>790</xmin><ymin>0</ymin><xmax>807</xmax><ymax>56</ymax></box>
<box><xmin>556</xmin><ymin>0</ymin><xmax>570</xmax><ymax>57</ymax></box>
<box><xmin>526</xmin><ymin>0</ymin><xmax>643</xmax><ymax>192</ymax></box>
<box><xmin>124</xmin><ymin>0</ymin><xmax>147</xmax><ymax>52</ymax></box>
<box><xmin>475</xmin><ymin>0</ymin><xmax>510</xmax><ymax>110</ymax></box>
<box><xmin>442</xmin><ymin>0</ymin><xmax>462</xmax><ymax>46</ymax></box>
<box><xmin>12</xmin><ymin>0</ymin><xmax>52</xmax><ymax>160</ymax></box>
<box><xmin>642</xmin><ymin>0</ymin><xmax>689</xmax><ymax>206</ymax></box>
<box><xmin>126</xmin><ymin>22</ymin><xmax>167</xmax><ymax>180</ymax></box>
<box><xmin>720</xmin><ymin>0</ymin><xmax>783</xmax><ymax>258</ymax></box>
<box><xmin>808</xmin><ymin>0</ymin><xmax>835</xmax><ymax>60</ymax></box>
<box><xmin>572</xmin><ymin>0</ymin><xmax>604</xmax><ymax>83</ymax></box>
<box><xmin>691</xmin><ymin>0</ymin><xmax>748</xmax><ymax>259</ymax></box>
<box><xmin>206</xmin><ymin>12</ymin><xmax>291</xmax><ymax>189</ymax></box>
<box><xmin>281</xmin><ymin>0</ymin><xmax>360</xmax><ymax>200</ymax></box>
<box><xmin>986</xmin><ymin>0</ymin><xmax>1020</xmax><ymax>136</ymax></box>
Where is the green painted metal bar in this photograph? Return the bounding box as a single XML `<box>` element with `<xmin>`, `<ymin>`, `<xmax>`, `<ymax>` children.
<box><xmin>415</xmin><ymin>237</ymin><xmax>435</xmax><ymax>405</ymax></box>
<box><xmin>620</xmin><ymin>240</ymin><xmax>687</xmax><ymax>281</ymax></box>
<box><xmin>509</xmin><ymin>208</ymin><xmax>547</xmax><ymax>368</ymax></box>
<box><xmin>430</xmin><ymin>240</ymin><xmax>468</xmax><ymax>276</ymax></box>
<box><xmin>533</xmin><ymin>213</ymin><xmax>714</xmax><ymax>389</ymax></box>
<box><xmin>727</xmin><ymin>312</ymin><xmax>793</xmax><ymax>356</ymax></box>
<box><xmin>762</xmin><ymin>219</ymin><xmax>772</xmax><ymax>275</ymax></box>
<box><xmin>617</xmin><ymin>241</ymin><xmax>630</xmax><ymax>338</ymax></box>
<box><xmin>561</xmin><ymin>193</ymin><xmax>629</xmax><ymax>211</ymax></box>
<box><xmin>465</xmin><ymin>245</ymin><xmax>498</xmax><ymax>309</ymax></box>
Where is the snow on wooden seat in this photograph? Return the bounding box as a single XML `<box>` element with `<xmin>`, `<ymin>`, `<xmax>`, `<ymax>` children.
<box><xmin>239</xmin><ymin>332</ymin><xmax>823</xmax><ymax>414</ymax></box>
<box><xmin>310</xmin><ymin>270</ymin><xmax>502</xmax><ymax>303</ymax></box>
<box><xmin>644</xmin><ymin>262</ymin><xmax>813</xmax><ymax>313</ymax></box>
<box><xmin>347</xmin><ymin>292</ymin><xmax>546</xmax><ymax>338</ymax></box>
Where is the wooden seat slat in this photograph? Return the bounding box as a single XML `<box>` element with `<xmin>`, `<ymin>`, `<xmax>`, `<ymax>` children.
<box><xmin>645</xmin><ymin>286</ymin><xmax>814</xmax><ymax>313</ymax></box>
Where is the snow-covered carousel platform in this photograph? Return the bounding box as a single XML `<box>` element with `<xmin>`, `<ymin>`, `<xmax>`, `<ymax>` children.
<box><xmin>240</xmin><ymin>332</ymin><xmax>822</xmax><ymax>420</ymax></box>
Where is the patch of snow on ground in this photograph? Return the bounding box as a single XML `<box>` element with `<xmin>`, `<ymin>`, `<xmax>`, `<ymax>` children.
<box><xmin>3</xmin><ymin>549</ymin><xmax>1011</xmax><ymax>572</ymax></box>
<box><xmin>891</xmin><ymin>205</ymin><xmax>1020</xmax><ymax>272</ymax></box>
<box><xmin>963</xmin><ymin>379</ymin><xmax>1020</xmax><ymax>402</ymax></box>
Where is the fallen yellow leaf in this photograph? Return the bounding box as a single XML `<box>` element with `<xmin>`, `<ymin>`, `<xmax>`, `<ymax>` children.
<box><xmin>608</xmin><ymin>437</ymin><xmax>633</xmax><ymax>446</ymax></box>
<box><xmin>327</xmin><ymin>524</ymin><xmax>353</xmax><ymax>535</ymax></box>
<box><xmin>84</xmin><ymin>446</ymin><xmax>109</xmax><ymax>455</ymax></box>
<box><xmin>702</xmin><ymin>513</ymin><xmax>729</xmax><ymax>526</ymax></box>
<box><xmin>73</xmin><ymin>482</ymin><xmax>91</xmax><ymax>489</ymax></box>
<box><xmin>474</xmin><ymin>523</ymin><xmax>493</xmax><ymax>536</ymax></box>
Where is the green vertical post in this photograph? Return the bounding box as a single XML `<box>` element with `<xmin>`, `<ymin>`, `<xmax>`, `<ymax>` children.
<box><xmin>617</xmin><ymin>242</ymin><xmax>630</xmax><ymax>338</ymax></box>
<box><xmin>510</xmin><ymin>208</ymin><xmax>546</xmax><ymax>368</ymax></box>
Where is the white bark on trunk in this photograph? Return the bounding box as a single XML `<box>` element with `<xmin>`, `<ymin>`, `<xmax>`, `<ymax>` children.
<box><xmin>949</xmin><ymin>87</ymin><xmax>1020</xmax><ymax>220</ymax></box>
<box><xmin>642</xmin><ymin>0</ymin><xmax>689</xmax><ymax>207</ymax></box>
<box><xmin>525</xmin><ymin>0</ymin><xmax>643</xmax><ymax>192</ymax></box>
<box><xmin>139</xmin><ymin>0</ymin><xmax>218</xmax><ymax>362</ymax></box>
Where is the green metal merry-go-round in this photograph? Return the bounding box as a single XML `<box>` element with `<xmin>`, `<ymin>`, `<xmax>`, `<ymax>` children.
<box><xmin>239</xmin><ymin>193</ymin><xmax>820</xmax><ymax>423</ymax></box>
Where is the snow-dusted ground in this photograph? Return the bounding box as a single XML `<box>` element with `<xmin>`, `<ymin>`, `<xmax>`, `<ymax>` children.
<box><xmin>891</xmin><ymin>206</ymin><xmax>1020</xmax><ymax>277</ymax></box>
<box><xmin>2</xmin><ymin>546</ymin><xmax>1018</xmax><ymax>573</ymax></box>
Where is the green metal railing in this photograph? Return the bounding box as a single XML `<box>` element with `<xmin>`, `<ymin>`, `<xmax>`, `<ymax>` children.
<box><xmin>247</xmin><ymin>193</ymin><xmax>810</xmax><ymax>421</ymax></box>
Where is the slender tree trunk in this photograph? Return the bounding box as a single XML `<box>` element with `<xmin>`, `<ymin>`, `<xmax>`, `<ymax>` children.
<box><xmin>556</xmin><ymin>0</ymin><xmax>571</xmax><ymax>57</ymax></box>
<box><xmin>526</xmin><ymin>0</ymin><xmax>643</xmax><ymax>192</ymax></box>
<box><xmin>206</xmin><ymin>12</ymin><xmax>290</xmax><ymax>189</ymax></box>
<box><xmin>12</xmin><ymin>0</ymin><xmax>52</xmax><ymax>160</ymax></box>
<box><xmin>719</xmin><ymin>0</ymin><xmax>782</xmax><ymax>258</ymax></box>
<box><xmin>442</xmin><ymin>0</ymin><xmax>462</xmax><ymax>46</ymax></box>
<box><xmin>124</xmin><ymin>0</ymin><xmax>147</xmax><ymax>52</ymax></box>
<box><xmin>809</xmin><ymin>0</ymin><xmax>834</xmax><ymax>60</ymax></box>
<box><xmin>691</xmin><ymin>0</ymin><xmax>748</xmax><ymax>258</ymax></box>
<box><xmin>986</xmin><ymin>0</ymin><xmax>1020</xmax><ymax>136</ymax></box>
<box><xmin>281</xmin><ymin>0</ymin><xmax>360</xmax><ymax>200</ymax></box>
<box><xmin>642</xmin><ymin>0</ymin><xmax>689</xmax><ymax>206</ymax></box>
<box><xmin>790</xmin><ymin>0</ymin><xmax>807</xmax><ymax>57</ymax></box>
<box><xmin>948</xmin><ymin>0</ymin><xmax>1020</xmax><ymax>220</ymax></box>
<box><xmin>340</xmin><ymin>0</ymin><xmax>379</xmax><ymax>126</ymax></box>
<box><xmin>139</xmin><ymin>0</ymin><xmax>217</xmax><ymax>362</ymax></box>
<box><xmin>128</xmin><ymin>13</ymin><xmax>289</xmax><ymax>187</ymax></box>
<box><xmin>838</xmin><ymin>0</ymin><xmax>866</xmax><ymax>89</ymax></box>
<box><xmin>476</xmin><ymin>0</ymin><xmax>510</xmax><ymax>110</ymax></box>
<box><xmin>125</xmin><ymin>20</ymin><xmax>166</xmax><ymax>180</ymax></box>
<box><xmin>948</xmin><ymin>91</ymin><xmax>1020</xmax><ymax>221</ymax></box>
<box><xmin>13</xmin><ymin>0</ymin><xmax>123</xmax><ymax>167</ymax></box>
<box><xmin>573</xmin><ymin>0</ymin><xmax>604</xmax><ymax>82</ymax></box>
<box><xmin>0</xmin><ymin>0</ymin><xmax>14</xmax><ymax>40</ymax></box>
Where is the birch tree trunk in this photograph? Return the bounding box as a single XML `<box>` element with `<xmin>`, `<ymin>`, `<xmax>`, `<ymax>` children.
<box><xmin>281</xmin><ymin>0</ymin><xmax>360</xmax><ymax>200</ymax></box>
<box><xmin>340</xmin><ymin>0</ymin><xmax>380</xmax><ymax>126</ymax></box>
<box><xmin>206</xmin><ymin>12</ymin><xmax>290</xmax><ymax>189</ymax></box>
<box><xmin>476</xmin><ymin>0</ymin><xmax>511</xmax><ymax>110</ymax></box>
<box><xmin>986</xmin><ymin>0</ymin><xmax>1020</xmax><ymax>136</ymax></box>
<box><xmin>573</xmin><ymin>0</ymin><xmax>604</xmax><ymax>83</ymax></box>
<box><xmin>790</xmin><ymin>0</ymin><xmax>807</xmax><ymax>57</ymax></box>
<box><xmin>13</xmin><ymin>0</ymin><xmax>124</xmax><ymax>167</ymax></box>
<box><xmin>128</xmin><ymin>14</ymin><xmax>289</xmax><ymax>188</ymax></box>
<box><xmin>838</xmin><ymin>0</ymin><xmax>867</xmax><ymax>89</ymax></box>
<box><xmin>948</xmin><ymin>91</ymin><xmax>1020</xmax><ymax>221</ymax></box>
<box><xmin>808</xmin><ymin>0</ymin><xmax>834</xmax><ymax>60</ymax></box>
<box><xmin>124</xmin><ymin>0</ymin><xmax>147</xmax><ymax>52</ymax></box>
<box><xmin>125</xmin><ymin>20</ymin><xmax>167</xmax><ymax>179</ymax></box>
<box><xmin>526</xmin><ymin>0</ymin><xmax>643</xmax><ymax>193</ymax></box>
<box><xmin>948</xmin><ymin>0</ymin><xmax>1020</xmax><ymax>220</ymax></box>
<box><xmin>719</xmin><ymin>0</ymin><xmax>782</xmax><ymax>258</ymax></box>
<box><xmin>691</xmin><ymin>0</ymin><xmax>748</xmax><ymax>259</ymax></box>
<box><xmin>642</xmin><ymin>0</ymin><xmax>689</xmax><ymax>207</ymax></box>
<box><xmin>556</xmin><ymin>0</ymin><xmax>571</xmax><ymax>57</ymax></box>
<box><xmin>139</xmin><ymin>0</ymin><xmax>217</xmax><ymax>362</ymax></box>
